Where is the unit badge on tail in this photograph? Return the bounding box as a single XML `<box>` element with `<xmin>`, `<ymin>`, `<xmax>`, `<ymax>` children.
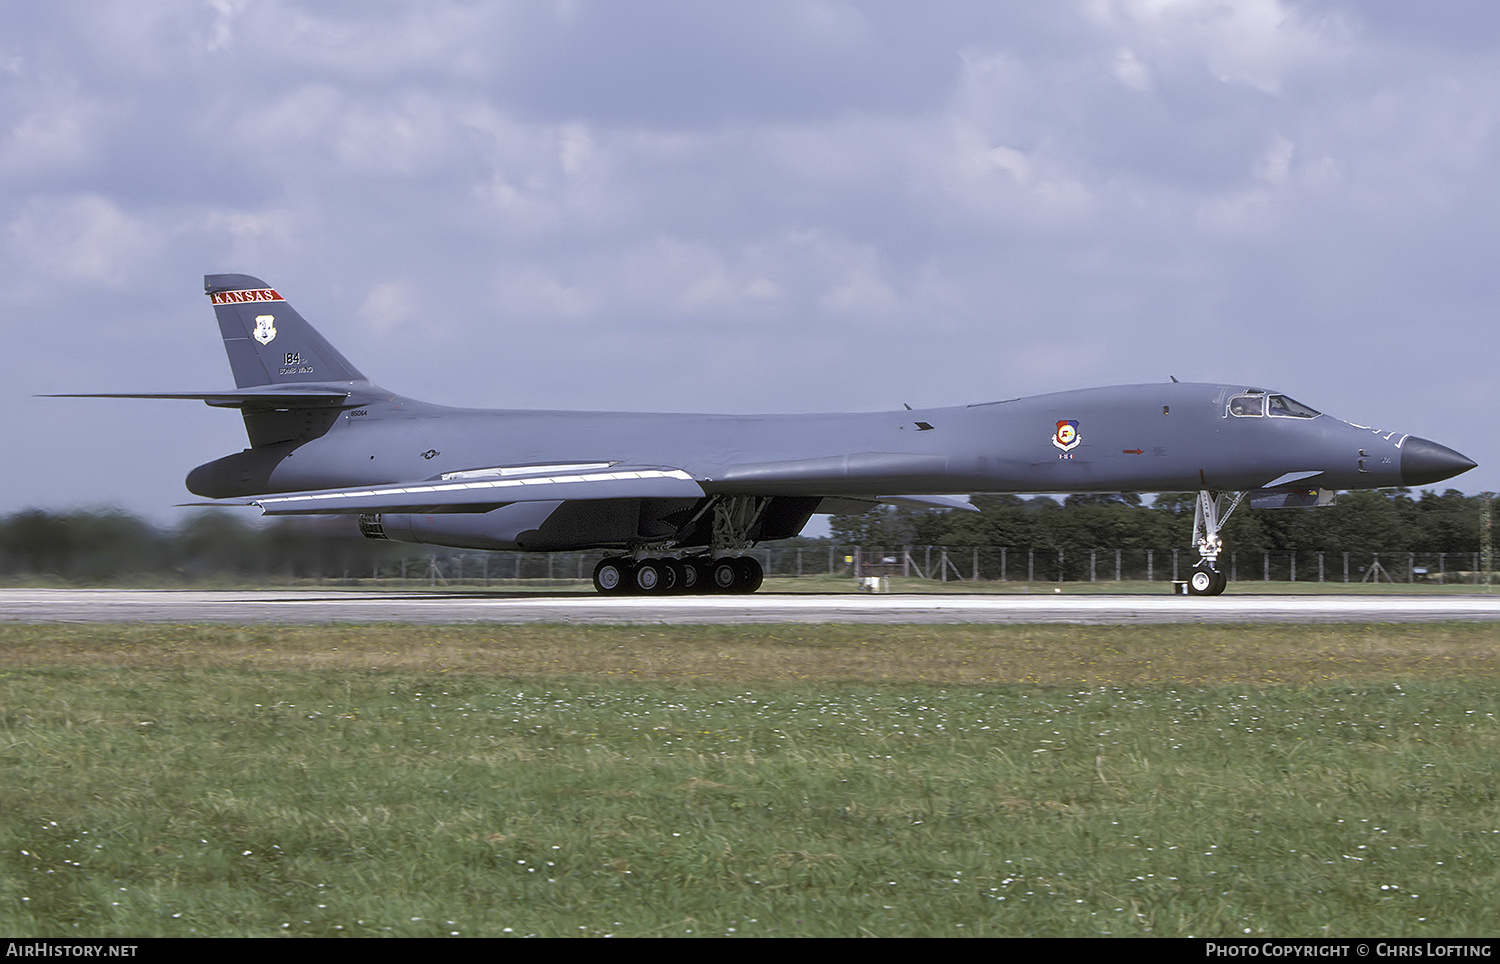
<box><xmin>253</xmin><ymin>315</ymin><xmax>277</xmax><ymax>345</ymax></box>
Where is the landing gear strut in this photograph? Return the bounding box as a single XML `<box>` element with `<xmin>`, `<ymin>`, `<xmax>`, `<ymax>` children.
<box><xmin>1187</xmin><ymin>490</ymin><xmax>1245</xmax><ymax>596</ymax></box>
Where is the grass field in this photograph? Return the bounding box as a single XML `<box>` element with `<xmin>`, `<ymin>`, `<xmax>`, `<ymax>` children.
<box><xmin>2</xmin><ymin>622</ymin><xmax>1498</xmax><ymax>937</ymax></box>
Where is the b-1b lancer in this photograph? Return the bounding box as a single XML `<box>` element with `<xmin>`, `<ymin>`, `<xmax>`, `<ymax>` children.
<box><xmin>62</xmin><ymin>274</ymin><xmax>1476</xmax><ymax>595</ymax></box>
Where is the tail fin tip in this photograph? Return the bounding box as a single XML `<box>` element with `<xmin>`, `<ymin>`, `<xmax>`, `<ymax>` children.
<box><xmin>205</xmin><ymin>273</ymin><xmax>275</xmax><ymax>296</ymax></box>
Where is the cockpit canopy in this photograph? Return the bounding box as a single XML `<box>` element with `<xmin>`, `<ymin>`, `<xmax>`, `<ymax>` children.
<box><xmin>1227</xmin><ymin>390</ymin><xmax>1320</xmax><ymax>419</ymax></box>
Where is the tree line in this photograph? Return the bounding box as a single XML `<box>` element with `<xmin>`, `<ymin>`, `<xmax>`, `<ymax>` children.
<box><xmin>0</xmin><ymin>488</ymin><xmax>1489</xmax><ymax>583</ymax></box>
<box><xmin>0</xmin><ymin>510</ymin><xmax>394</xmax><ymax>583</ymax></box>
<box><xmin>830</xmin><ymin>488</ymin><xmax>1486</xmax><ymax>558</ymax></box>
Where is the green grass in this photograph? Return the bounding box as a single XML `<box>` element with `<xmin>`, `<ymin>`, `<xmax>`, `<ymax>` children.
<box><xmin>2</xmin><ymin>623</ymin><xmax>1498</xmax><ymax>937</ymax></box>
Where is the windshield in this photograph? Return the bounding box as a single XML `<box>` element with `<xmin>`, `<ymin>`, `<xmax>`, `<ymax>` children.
<box><xmin>1267</xmin><ymin>394</ymin><xmax>1320</xmax><ymax>418</ymax></box>
<box><xmin>1227</xmin><ymin>392</ymin><xmax>1321</xmax><ymax>418</ymax></box>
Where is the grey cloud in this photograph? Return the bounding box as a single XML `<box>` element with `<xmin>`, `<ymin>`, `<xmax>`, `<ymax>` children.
<box><xmin>2</xmin><ymin>0</ymin><xmax>1497</xmax><ymax>520</ymax></box>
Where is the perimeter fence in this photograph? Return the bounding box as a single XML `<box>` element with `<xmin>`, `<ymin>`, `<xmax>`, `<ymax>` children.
<box><xmin>339</xmin><ymin>546</ymin><xmax>1494</xmax><ymax>587</ymax></box>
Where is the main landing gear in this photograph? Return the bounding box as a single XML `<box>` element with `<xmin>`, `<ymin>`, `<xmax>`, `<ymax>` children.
<box><xmin>592</xmin><ymin>555</ymin><xmax>764</xmax><ymax>595</ymax></box>
<box><xmin>1186</xmin><ymin>490</ymin><xmax>1246</xmax><ymax>596</ymax></box>
<box><xmin>591</xmin><ymin>495</ymin><xmax>774</xmax><ymax>595</ymax></box>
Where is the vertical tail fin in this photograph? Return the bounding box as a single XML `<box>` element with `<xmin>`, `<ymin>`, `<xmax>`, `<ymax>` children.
<box><xmin>205</xmin><ymin>274</ymin><xmax>366</xmax><ymax>389</ymax></box>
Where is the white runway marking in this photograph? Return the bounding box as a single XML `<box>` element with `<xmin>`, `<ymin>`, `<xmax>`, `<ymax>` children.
<box><xmin>4</xmin><ymin>589</ymin><xmax>1500</xmax><ymax>625</ymax></box>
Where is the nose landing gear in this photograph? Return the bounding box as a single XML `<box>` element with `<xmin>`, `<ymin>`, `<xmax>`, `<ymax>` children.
<box><xmin>1186</xmin><ymin>490</ymin><xmax>1245</xmax><ymax>596</ymax></box>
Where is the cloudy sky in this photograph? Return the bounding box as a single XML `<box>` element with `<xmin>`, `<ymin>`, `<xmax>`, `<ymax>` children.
<box><xmin>5</xmin><ymin>0</ymin><xmax>1497</xmax><ymax>523</ymax></box>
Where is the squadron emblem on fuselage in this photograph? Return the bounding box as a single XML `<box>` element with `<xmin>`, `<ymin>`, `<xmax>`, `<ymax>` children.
<box><xmin>1052</xmin><ymin>419</ymin><xmax>1080</xmax><ymax>454</ymax></box>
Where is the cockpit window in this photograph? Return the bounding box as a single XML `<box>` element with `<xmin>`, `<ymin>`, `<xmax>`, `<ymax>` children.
<box><xmin>1228</xmin><ymin>394</ymin><xmax>1265</xmax><ymax>417</ymax></box>
<box><xmin>1267</xmin><ymin>394</ymin><xmax>1320</xmax><ymax>418</ymax></box>
<box><xmin>1227</xmin><ymin>392</ymin><xmax>1322</xmax><ymax>419</ymax></box>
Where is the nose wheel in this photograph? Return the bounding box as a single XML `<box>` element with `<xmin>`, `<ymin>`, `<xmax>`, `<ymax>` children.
<box><xmin>1188</xmin><ymin>563</ymin><xmax>1227</xmax><ymax>596</ymax></box>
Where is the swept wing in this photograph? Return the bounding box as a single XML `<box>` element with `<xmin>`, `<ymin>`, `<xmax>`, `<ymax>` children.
<box><xmin>249</xmin><ymin>465</ymin><xmax>705</xmax><ymax>515</ymax></box>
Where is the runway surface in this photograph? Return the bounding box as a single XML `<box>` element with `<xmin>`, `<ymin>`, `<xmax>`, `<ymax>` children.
<box><xmin>4</xmin><ymin>588</ymin><xmax>1500</xmax><ymax>625</ymax></box>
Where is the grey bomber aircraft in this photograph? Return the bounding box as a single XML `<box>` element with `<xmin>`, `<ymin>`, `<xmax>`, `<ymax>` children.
<box><xmin>60</xmin><ymin>274</ymin><xmax>1476</xmax><ymax>595</ymax></box>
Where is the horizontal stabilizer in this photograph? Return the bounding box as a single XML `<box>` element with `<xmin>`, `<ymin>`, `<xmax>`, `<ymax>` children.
<box><xmin>248</xmin><ymin>466</ymin><xmax>706</xmax><ymax>515</ymax></box>
<box><xmin>42</xmin><ymin>388</ymin><xmax>354</xmax><ymax>409</ymax></box>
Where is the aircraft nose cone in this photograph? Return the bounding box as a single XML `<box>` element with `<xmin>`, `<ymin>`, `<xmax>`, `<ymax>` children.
<box><xmin>1401</xmin><ymin>436</ymin><xmax>1477</xmax><ymax>486</ymax></box>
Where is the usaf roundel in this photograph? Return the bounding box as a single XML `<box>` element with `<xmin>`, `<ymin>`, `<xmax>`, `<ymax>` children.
<box><xmin>1052</xmin><ymin>420</ymin><xmax>1080</xmax><ymax>452</ymax></box>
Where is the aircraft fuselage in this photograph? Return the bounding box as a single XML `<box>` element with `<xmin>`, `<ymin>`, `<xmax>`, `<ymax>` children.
<box><xmin>188</xmin><ymin>381</ymin><xmax>1439</xmax><ymax>504</ymax></box>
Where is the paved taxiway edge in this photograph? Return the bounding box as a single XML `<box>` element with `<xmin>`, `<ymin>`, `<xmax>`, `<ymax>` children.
<box><xmin>4</xmin><ymin>589</ymin><xmax>1500</xmax><ymax>625</ymax></box>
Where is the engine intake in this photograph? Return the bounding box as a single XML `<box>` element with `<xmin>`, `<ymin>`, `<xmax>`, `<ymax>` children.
<box><xmin>357</xmin><ymin>514</ymin><xmax>388</xmax><ymax>540</ymax></box>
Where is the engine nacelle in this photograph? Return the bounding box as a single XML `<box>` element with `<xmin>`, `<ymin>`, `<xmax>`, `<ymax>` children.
<box><xmin>358</xmin><ymin>502</ymin><xmax>567</xmax><ymax>550</ymax></box>
<box><xmin>355</xmin><ymin>498</ymin><xmax>703</xmax><ymax>551</ymax></box>
<box><xmin>357</xmin><ymin>495</ymin><xmax>817</xmax><ymax>552</ymax></box>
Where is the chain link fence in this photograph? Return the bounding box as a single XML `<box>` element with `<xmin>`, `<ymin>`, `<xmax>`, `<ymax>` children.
<box><xmin>341</xmin><ymin>546</ymin><xmax>1495</xmax><ymax>587</ymax></box>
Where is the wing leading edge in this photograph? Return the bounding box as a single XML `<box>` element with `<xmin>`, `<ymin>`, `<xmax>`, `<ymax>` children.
<box><xmin>249</xmin><ymin>466</ymin><xmax>706</xmax><ymax>515</ymax></box>
<box><xmin>237</xmin><ymin>466</ymin><xmax>975</xmax><ymax>517</ymax></box>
